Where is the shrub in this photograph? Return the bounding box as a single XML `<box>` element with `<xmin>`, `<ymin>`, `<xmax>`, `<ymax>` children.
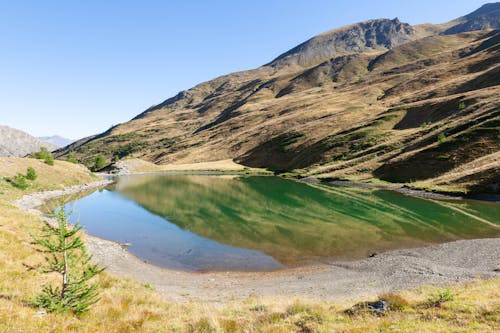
<box><xmin>32</xmin><ymin>147</ymin><xmax>54</xmax><ymax>165</ymax></box>
<box><xmin>422</xmin><ymin>288</ymin><xmax>454</xmax><ymax>308</ymax></box>
<box><xmin>437</xmin><ymin>133</ymin><xmax>447</xmax><ymax>144</ymax></box>
<box><xmin>92</xmin><ymin>154</ymin><xmax>106</xmax><ymax>171</ymax></box>
<box><xmin>6</xmin><ymin>173</ymin><xmax>29</xmax><ymax>190</ymax></box>
<box><xmin>26</xmin><ymin>167</ymin><xmax>37</xmax><ymax>180</ymax></box>
<box><xmin>45</xmin><ymin>154</ymin><xmax>54</xmax><ymax>165</ymax></box>
<box><xmin>31</xmin><ymin>209</ymin><xmax>104</xmax><ymax>314</ymax></box>
<box><xmin>66</xmin><ymin>151</ymin><xmax>78</xmax><ymax>164</ymax></box>
<box><xmin>458</xmin><ymin>102</ymin><xmax>466</xmax><ymax>110</ymax></box>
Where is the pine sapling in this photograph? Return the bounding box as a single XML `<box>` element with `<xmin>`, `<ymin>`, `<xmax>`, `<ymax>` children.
<box><xmin>31</xmin><ymin>209</ymin><xmax>104</xmax><ymax>314</ymax></box>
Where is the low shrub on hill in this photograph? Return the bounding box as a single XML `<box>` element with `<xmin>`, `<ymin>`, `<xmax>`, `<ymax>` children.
<box><xmin>26</xmin><ymin>167</ymin><xmax>37</xmax><ymax>180</ymax></box>
<box><xmin>32</xmin><ymin>147</ymin><xmax>54</xmax><ymax>165</ymax></box>
<box><xmin>6</xmin><ymin>173</ymin><xmax>29</xmax><ymax>190</ymax></box>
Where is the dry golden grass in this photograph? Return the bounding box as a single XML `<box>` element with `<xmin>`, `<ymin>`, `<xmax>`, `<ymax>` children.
<box><xmin>0</xmin><ymin>157</ymin><xmax>95</xmax><ymax>201</ymax></box>
<box><xmin>0</xmin><ymin>156</ymin><xmax>498</xmax><ymax>332</ymax></box>
<box><xmin>158</xmin><ymin>159</ymin><xmax>254</xmax><ymax>172</ymax></box>
<box><xmin>119</xmin><ymin>158</ymin><xmax>268</xmax><ymax>173</ymax></box>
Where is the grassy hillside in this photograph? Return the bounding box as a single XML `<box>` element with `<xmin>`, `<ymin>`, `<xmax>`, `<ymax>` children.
<box><xmin>0</xmin><ymin>157</ymin><xmax>94</xmax><ymax>196</ymax></box>
<box><xmin>56</xmin><ymin>16</ymin><xmax>499</xmax><ymax>194</ymax></box>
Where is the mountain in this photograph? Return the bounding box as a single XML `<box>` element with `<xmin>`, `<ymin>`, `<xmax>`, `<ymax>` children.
<box><xmin>56</xmin><ymin>3</ymin><xmax>500</xmax><ymax>193</ymax></box>
<box><xmin>267</xmin><ymin>18</ymin><xmax>416</xmax><ymax>69</ymax></box>
<box><xmin>444</xmin><ymin>3</ymin><xmax>500</xmax><ymax>35</ymax></box>
<box><xmin>0</xmin><ymin>125</ymin><xmax>58</xmax><ymax>157</ymax></box>
<box><xmin>38</xmin><ymin>135</ymin><xmax>73</xmax><ymax>148</ymax></box>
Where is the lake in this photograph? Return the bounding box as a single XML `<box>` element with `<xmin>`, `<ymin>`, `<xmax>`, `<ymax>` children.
<box><xmin>63</xmin><ymin>174</ymin><xmax>500</xmax><ymax>271</ymax></box>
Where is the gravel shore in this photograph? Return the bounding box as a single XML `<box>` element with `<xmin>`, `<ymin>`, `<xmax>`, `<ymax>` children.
<box><xmin>14</xmin><ymin>179</ymin><xmax>113</xmax><ymax>212</ymax></box>
<box><xmin>15</xmin><ymin>179</ymin><xmax>500</xmax><ymax>303</ymax></box>
<box><xmin>85</xmin><ymin>236</ymin><xmax>500</xmax><ymax>303</ymax></box>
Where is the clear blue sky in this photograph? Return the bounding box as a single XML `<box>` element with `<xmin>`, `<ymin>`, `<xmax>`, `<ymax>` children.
<box><xmin>0</xmin><ymin>0</ymin><xmax>491</xmax><ymax>139</ymax></box>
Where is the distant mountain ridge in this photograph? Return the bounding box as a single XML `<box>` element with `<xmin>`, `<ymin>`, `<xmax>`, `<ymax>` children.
<box><xmin>0</xmin><ymin>125</ymin><xmax>57</xmax><ymax>157</ymax></box>
<box><xmin>38</xmin><ymin>135</ymin><xmax>73</xmax><ymax>148</ymax></box>
<box><xmin>57</xmin><ymin>3</ymin><xmax>500</xmax><ymax>193</ymax></box>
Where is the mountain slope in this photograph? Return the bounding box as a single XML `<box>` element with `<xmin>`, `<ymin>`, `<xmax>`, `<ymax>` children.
<box><xmin>444</xmin><ymin>2</ymin><xmax>500</xmax><ymax>35</ymax></box>
<box><xmin>57</xmin><ymin>3</ymin><xmax>500</xmax><ymax>193</ymax></box>
<box><xmin>0</xmin><ymin>125</ymin><xmax>57</xmax><ymax>157</ymax></box>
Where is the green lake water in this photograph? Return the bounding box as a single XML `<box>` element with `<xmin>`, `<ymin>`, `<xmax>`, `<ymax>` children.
<box><xmin>64</xmin><ymin>174</ymin><xmax>500</xmax><ymax>271</ymax></box>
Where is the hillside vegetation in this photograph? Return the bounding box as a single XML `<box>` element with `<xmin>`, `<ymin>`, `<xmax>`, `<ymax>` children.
<box><xmin>55</xmin><ymin>4</ymin><xmax>500</xmax><ymax>194</ymax></box>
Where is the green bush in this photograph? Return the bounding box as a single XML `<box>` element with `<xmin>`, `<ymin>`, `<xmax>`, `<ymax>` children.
<box><xmin>32</xmin><ymin>147</ymin><xmax>54</xmax><ymax>165</ymax></box>
<box><xmin>26</xmin><ymin>167</ymin><xmax>37</xmax><ymax>180</ymax></box>
<box><xmin>422</xmin><ymin>288</ymin><xmax>454</xmax><ymax>308</ymax></box>
<box><xmin>458</xmin><ymin>102</ymin><xmax>466</xmax><ymax>110</ymax></box>
<box><xmin>6</xmin><ymin>173</ymin><xmax>29</xmax><ymax>190</ymax></box>
<box><xmin>32</xmin><ymin>147</ymin><xmax>51</xmax><ymax>159</ymax></box>
<box><xmin>66</xmin><ymin>151</ymin><xmax>78</xmax><ymax>164</ymax></box>
<box><xmin>437</xmin><ymin>133</ymin><xmax>447</xmax><ymax>144</ymax></box>
<box><xmin>92</xmin><ymin>154</ymin><xmax>106</xmax><ymax>171</ymax></box>
<box><xmin>45</xmin><ymin>154</ymin><xmax>54</xmax><ymax>165</ymax></box>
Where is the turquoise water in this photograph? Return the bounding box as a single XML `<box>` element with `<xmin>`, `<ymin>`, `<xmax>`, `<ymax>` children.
<box><xmin>64</xmin><ymin>174</ymin><xmax>500</xmax><ymax>271</ymax></box>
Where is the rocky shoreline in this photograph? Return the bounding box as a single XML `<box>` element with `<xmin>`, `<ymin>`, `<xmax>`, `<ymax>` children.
<box><xmin>13</xmin><ymin>177</ymin><xmax>500</xmax><ymax>303</ymax></box>
<box><xmin>14</xmin><ymin>179</ymin><xmax>114</xmax><ymax>215</ymax></box>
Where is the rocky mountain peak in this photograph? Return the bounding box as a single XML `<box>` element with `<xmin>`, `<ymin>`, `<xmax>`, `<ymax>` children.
<box><xmin>267</xmin><ymin>18</ymin><xmax>415</xmax><ymax>69</ymax></box>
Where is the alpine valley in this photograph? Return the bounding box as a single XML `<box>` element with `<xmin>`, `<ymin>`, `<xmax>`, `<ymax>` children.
<box><xmin>57</xmin><ymin>3</ymin><xmax>500</xmax><ymax>193</ymax></box>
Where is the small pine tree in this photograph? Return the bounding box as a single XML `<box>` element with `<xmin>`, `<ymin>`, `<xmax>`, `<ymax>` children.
<box><xmin>26</xmin><ymin>167</ymin><xmax>37</xmax><ymax>180</ymax></box>
<box><xmin>31</xmin><ymin>209</ymin><xmax>104</xmax><ymax>314</ymax></box>
<box><xmin>92</xmin><ymin>154</ymin><xmax>106</xmax><ymax>171</ymax></box>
